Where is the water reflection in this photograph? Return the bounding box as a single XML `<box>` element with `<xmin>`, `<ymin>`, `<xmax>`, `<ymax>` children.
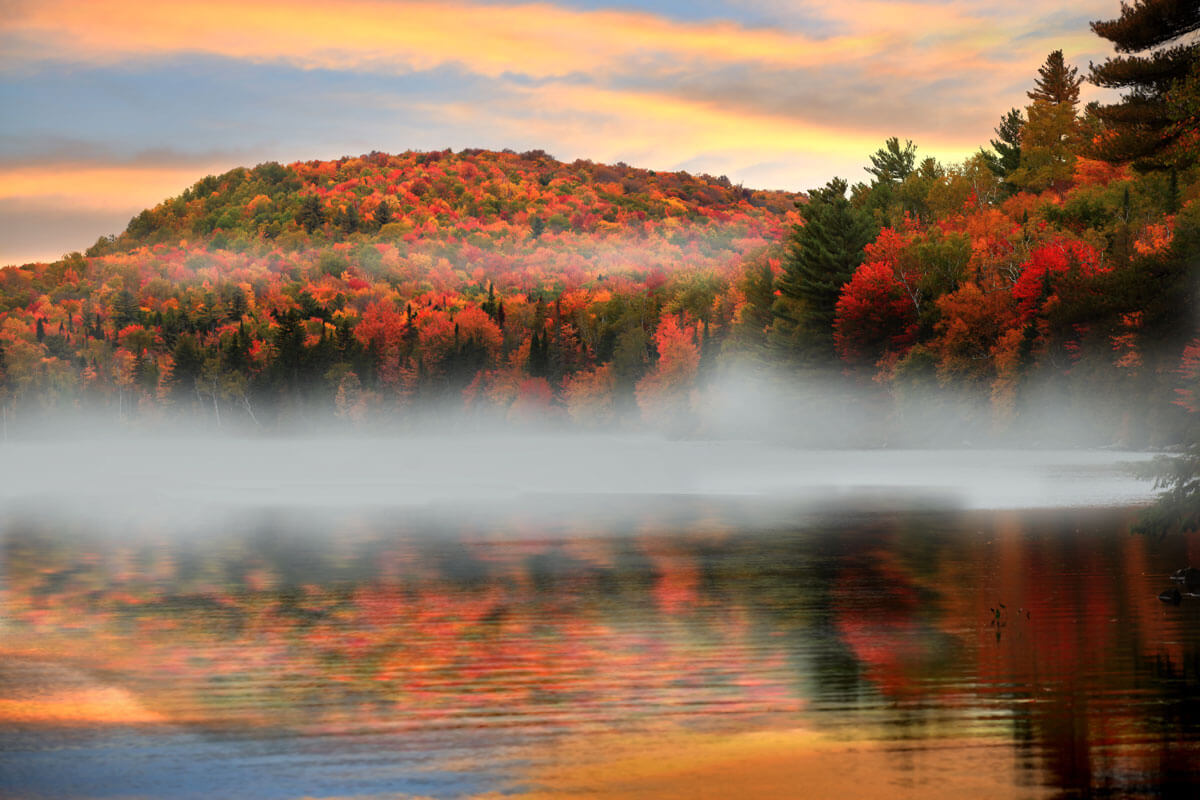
<box><xmin>3</xmin><ymin>501</ymin><xmax>1200</xmax><ymax>798</ymax></box>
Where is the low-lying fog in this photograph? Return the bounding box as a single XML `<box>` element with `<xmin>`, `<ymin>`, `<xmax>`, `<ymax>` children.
<box><xmin>0</xmin><ymin>434</ymin><xmax>1159</xmax><ymax>532</ymax></box>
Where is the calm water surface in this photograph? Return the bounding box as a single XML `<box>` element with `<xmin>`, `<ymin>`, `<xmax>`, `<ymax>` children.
<box><xmin>2</xmin><ymin>446</ymin><xmax>1199</xmax><ymax>798</ymax></box>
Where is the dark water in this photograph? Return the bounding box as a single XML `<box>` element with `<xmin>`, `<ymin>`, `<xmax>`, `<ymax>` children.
<box><xmin>3</xmin><ymin>497</ymin><xmax>1200</xmax><ymax>799</ymax></box>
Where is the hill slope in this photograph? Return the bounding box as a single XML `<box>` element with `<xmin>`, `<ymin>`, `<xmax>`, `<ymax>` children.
<box><xmin>88</xmin><ymin>148</ymin><xmax>798</xmax><ymax>259</ymax></box>
<box><xmin>0</xmin><ymin>149</ymin><xmax>797</xmax><ymax>431</ymax></box>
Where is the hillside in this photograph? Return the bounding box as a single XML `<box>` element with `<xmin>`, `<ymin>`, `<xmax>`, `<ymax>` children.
<box><xmin>87</xmin><ymin>148</ymin><xmax>798</xmax><ymax>261</ymax></box>
<box><xmin>0</xmin><ymin>149</ymin><xmax>799</xmax><ymax>432</ymax></box>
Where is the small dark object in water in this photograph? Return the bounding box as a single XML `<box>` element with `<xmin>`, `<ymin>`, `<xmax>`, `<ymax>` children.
<box><xmin>1160</xmin><ymin>588</ymin><xmax>1182</xmax><ymax>605</ymax></box>
<box><xmin>1171</xmin><ymin>567</ymin><xmax>1200</xmax><ymax>591</ymax></box>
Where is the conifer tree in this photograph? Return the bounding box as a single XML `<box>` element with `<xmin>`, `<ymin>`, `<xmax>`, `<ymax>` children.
<box><xmin>1028</xmin><ymin>50</ymin><xmax>1083</xmax><ymax>107</ymax></box>
<box><xmin>982</xmin><ymin>108</ymin><xmax>1025</xmax><ymax>178</ymax></box>
<box><xmin>1089</xmin><ymin>0</ymin><xmax>1200</xmax><ymax>170</ymax></box>
<box><xmin>774</xmin><ymin>178</ymin><xmax>877</xmax><ymax>361</ymax></box>
<box><xmin>375</xmin><ymin>200</ymin><xmax>393</xmax><ymax>229</ymax></box>
<box><xmin>1008</xmin><ymin>100</ymin><xmax>1080</xmax><ymax>193</ymax></box>
<box><xmin>297</xmin><ymin>194</ymin><xmax>324</xmax><ymax>234</ymax></box>
<box><xmin>866</xmin><ymin>138</ymin><xmax>917</xmax><ymax>183</ymax></box>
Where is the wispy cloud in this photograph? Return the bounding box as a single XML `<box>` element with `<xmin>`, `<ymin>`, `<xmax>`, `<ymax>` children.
<box><xmin>2</xmin><ymin>0</ymin><xmax>876</xmax><ymax>77</ymax></box>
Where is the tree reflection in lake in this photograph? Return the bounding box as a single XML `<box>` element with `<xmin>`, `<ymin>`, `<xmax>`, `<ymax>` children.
<box><xmin>2</xmin><ymin>499</ymin><xmax>1199</xmax><ymax>799</ymax></box>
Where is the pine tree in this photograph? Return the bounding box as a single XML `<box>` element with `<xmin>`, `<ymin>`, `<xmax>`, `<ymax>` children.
<box><xmin>297</xmin><ymin>194</ymin><xmax>324</xmax><ymax>233</ymax></box>
<box><xmin>774</xmin><ymin>178</ymin><xmax>877</xmax><ymax>361</ymax></box>
<box><xmin>1008</xmin><ymin>99</ymin><xmax>1080</xmax><ymax>193</ymax></box>
<box><xmin>1028</xmin><ymin>50</ymin><xmax>1083</xmax><ymax>107</ymax></box>
<box><xmin>1089</xmin><ymin>0</ymin><xmax>1200</xmax><ymax>170</ymax></box>
<box><xmin>866</xmin><ymin>138</ymin><xmax>917</xmax><ymax>183</ymax></box>
<box><xmin>375</xmin><ymin>200</ymin><xmax>393</xmax><ymax>229</ymax></box>
<box><xmin>982</xmin><ymin>108</ymin><xmax>1025</xmax><ymax>178</ymax></box>
<box><xmin>338</xmin><ymin>203</ymin><xmax>361</xmax><ymax>234</ymax></box>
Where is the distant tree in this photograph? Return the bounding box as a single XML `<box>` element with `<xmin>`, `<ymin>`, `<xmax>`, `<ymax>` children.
<box><xmin>725</xmin><ymin>255</ymin><xmax>776</xmax><ymax>358</ymax></box>
<box><xmin>170</xmin><ymin>333</ymin><xmax>204</xmax><ymax>403</ymax></box>
<box><xmin>337</xmin><ymin>203</ymin><xmax>361</xmax><ymax>234</ymax></box>
<box><xmin>112</xmin><ymin>289</ymin><xmax>141</xmax><ymax>329</ymax></box>
<box><xmin>636</xmin><ymin>315</ymin><xmax>700</xmax><ymax>429</ymax></box>
<box><xmin>229</xmin><ymin>285</ymin><xmax>248</xmax><ymax>319</ymax></box>
<box><xmin>866</xmin><ymin>137</ymin><xmax>918</xmax><ymax>183</ymax></box>
<box><xmin>297</xmin><ymin>194</ymin><xmax>325</xmax><ymax>233</ymax></box>
<box><xmin>982</xmin><ymin>108</ymin><xmax>1025</xmax><ymax>179</ymax></box>
<box><xmin>1028</xmin><ymin>50</ymin><xmax>1083</xmax><ymax>107</ymax></box>
<box><xmin>1089</xmin><ymin>0</ymin><xmax>1200</xmax><ymax>171</ymax></box>
<box><xmin>833</xmin><ymin>259</ymin><xmax>919</xmax><ymax>369</ymax></box>
<box><xmin>774</xmin><ymin>178</ymin><xmax>877</xmax><ymax>361</ymax></box>
<box><xmin>1008</xmin><ymin>100</ymin><xmax>1080</xmax><ymax>193</ymax></box>
<box><xmin>375</xmin><ymin>200</ymin><xmax>393</xmax><ymax>229</ymax></box>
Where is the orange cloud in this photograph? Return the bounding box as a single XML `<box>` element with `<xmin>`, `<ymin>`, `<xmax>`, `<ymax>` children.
<box><xmin>4</xmin><ymin>0</ymin><xmax>883</xmax><ymax>77</ymax></box>
<box><xmin>434</xmin><ymin>83</ymin><xmax>982</xmax><ymax>187</ymax></box>
<box><xmin>2</xmin><ymin>0</ymin><xmax>1111</xmax><ymax>85</ymax></box>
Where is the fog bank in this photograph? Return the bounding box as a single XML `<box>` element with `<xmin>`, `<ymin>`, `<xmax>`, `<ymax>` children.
<box><xmin>0</xmin><ymin>435</ymin><xmax>1158</xmax><ymax>533</ymax></box>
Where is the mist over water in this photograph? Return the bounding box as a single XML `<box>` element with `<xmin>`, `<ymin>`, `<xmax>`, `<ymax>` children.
<box><xmin>0</xmin><ymin>433</ymin><xmax>1159</xmax><ymax>532</ymax></box>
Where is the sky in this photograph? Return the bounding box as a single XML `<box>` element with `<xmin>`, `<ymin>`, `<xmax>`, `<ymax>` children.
<box><xmin>0</xmin><ymin>0</ymin><xmax>1121</xmax><ymax>266</ymax></box>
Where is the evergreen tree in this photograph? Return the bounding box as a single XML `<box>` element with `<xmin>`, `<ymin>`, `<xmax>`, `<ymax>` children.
<box><xmin>229</xmin><ymin>285</ymin><xmax>248</xmax><ymax>320</ymax></box>
<box><xmin>112</xmin><ymin>289</ymin><xmax>141</xmax><ymax>328</ymax></box>
<box><xmin>1008</xmin><ymin>99</ymin><xmax>1080</xmax><ymax>193</ymax></box>
<box><xmin>1089</xmin><ymin>0</ymin><xmax>1200</xmax><ymax>170</ymax></box>
<box><xmin>297</xmin><ymin>194</ymin><xmax>325</xmax><ymax>234</ymax></box>
<box><xmin>375</xmin><ymin>200</ymin><xmax>393</xmax><ymax>229</ymax></box>
<box><xmin>982</xmin><ymin>108</ymin><xmax>1025</xmax><ymax>178</ymax></box>
<box><xmin>171</xmin><ymin>334</ymin><xmax>204</xmax><ymax>402</ymax></box>
<box><xmin>866</xmin><ymin>137</ymin><xmax>917</xmax><ymax>183</ymax></box>
<box><xmin>337</xmin><ymin>203</ymin><xmax>361</xmax><ymax>234</ymax></box>
<box><xmin>774</xmin><ymin>178</ymin><xmax>877</xmax><ymax>361</ymax></box>
<box><xmin>482</xmin><ymin>282</ymin><xmax>499</xmax><ymax>319</ymax></box>
<box><xmin>1028</xmin><ymin>50</ymin><xmax>1083</xmax><ymax>107</ymax></box>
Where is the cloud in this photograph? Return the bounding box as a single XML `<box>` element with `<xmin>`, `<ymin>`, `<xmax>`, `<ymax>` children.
<box><xmin>1</xmin><ymin>1</ymin><xmax>1117</xmax><ymax>153</ymax></box>
<box><xmin>2</xmin><ymin>1</ymin><xmax>1111</xmax><ymax>84</ymax></box>
<box><xmin>1</xmin><ymin>0</ymin><xmax>876</xmax><ymax>78</ymax></box>
<box><xmin>0</xmin><ymin>138</ymin><xmax>258</xmax><ymax>171</ymax></box>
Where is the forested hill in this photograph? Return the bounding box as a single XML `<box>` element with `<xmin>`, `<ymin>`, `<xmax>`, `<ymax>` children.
<box><xmin>0</xmin><ymin>149</ymin><xmax>803</xmax><ymax>434</ymax></box>
<box><xmin>85</xmin><ymin>148</ymin><xmax>799</xmax><ymax>257</ymax></box>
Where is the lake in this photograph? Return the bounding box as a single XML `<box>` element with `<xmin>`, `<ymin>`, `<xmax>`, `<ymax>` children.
<box><xmin>2</xmin><ymin>439</ymin><xmax>1199</xmax><ymax>799</ymax></box>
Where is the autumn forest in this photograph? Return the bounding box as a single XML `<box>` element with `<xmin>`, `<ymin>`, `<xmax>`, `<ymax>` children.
<box><xmin>1</xmin><ymin>6</ymin><xmax>1197</xmax><ymax>448</ymax></box>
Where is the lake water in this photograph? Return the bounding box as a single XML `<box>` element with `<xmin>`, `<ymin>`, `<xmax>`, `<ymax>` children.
<box><xmin>3</xmin><ymin>440</ymin><xmax>1199</xmax><ymax>799</ymax></box>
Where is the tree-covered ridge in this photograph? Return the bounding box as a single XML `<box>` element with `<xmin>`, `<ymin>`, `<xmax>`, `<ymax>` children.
<box><xmin>89</xmin><ymin>148</ymin><xmax>797</xmax><ymax>256</ymax></box>
<box><xmin>0</xmin><ymin>149</ymin><xmax>800</xmax><ymax>433</ymax></box>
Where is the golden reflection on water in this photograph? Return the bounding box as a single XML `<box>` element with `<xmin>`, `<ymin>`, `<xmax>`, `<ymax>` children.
<box><xmin>511</xmin><ymin>728</ymin><xmax>1052</xmax><ymax>800</ymax></box>
<box><xmin>3</xmin><ymin>504</ymin><xmax>1200</xmax><ymax>798</ymax></box>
